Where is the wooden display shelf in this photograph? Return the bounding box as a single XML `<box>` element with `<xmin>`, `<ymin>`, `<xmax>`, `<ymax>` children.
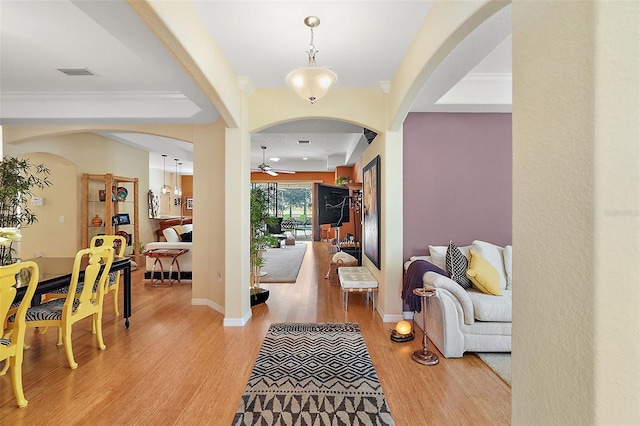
<box><xmin>81</xmin><ymin>173</ymin><xmax>140</xmax><ymax>267</ymax></box>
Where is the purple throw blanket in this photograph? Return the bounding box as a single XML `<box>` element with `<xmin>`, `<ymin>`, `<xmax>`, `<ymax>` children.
<box><xmin>402</xmin><ymin>260</ymin><xmax>447</xmax><ymax>312</ymax></box>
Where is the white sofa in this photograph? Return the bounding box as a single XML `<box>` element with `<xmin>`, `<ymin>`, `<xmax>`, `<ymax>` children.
<box><xmin>144</xmin><ymin>224</ymin><xmax>193</xmax><ymax>281</ymax></box>
<box><xmin>404</xmin><ymin>240</ymin><xmax>512</xmax><ymax>358</ymax></box>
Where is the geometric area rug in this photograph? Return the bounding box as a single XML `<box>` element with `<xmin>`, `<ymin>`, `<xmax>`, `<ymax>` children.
<box><xmin>232</xmin><ymin>323</ymin><xmax>396</xmax><ymax>425</ymax></box>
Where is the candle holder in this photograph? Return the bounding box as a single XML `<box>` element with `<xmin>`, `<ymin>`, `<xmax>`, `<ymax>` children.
<box><xmin>412</xmin><ymin>286</ymin><xmax>439</xmax><ymax>366</ymax></box>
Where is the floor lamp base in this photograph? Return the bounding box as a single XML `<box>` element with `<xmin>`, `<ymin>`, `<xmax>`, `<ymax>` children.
<box><xmin>412</xmin><ymin>349</ymin><xmax>439</xmax><ymax>366</ymax></box>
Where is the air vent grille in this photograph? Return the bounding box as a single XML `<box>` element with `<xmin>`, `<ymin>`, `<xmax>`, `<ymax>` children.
<box><xmin>297</xmin><ymin>140</ymin><xmax>310</xmax><ymax>144</ymax></box>
<box><xmin>57</xmin><ymin>68</ymin><xmax>97</xmax><ymax>76</ymax></box>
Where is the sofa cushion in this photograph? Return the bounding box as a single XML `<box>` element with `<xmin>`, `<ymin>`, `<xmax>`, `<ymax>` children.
<box><xmin>163</xmin><ymin>227</ymin><xmax>180</xmax><ymax>242</ymax></box>
<box><xmin>162</xmin><ymin>224</ymin><xmax>193</xmax><ymax>243</ymax></box>
<box><xmin>179</xmin><ymin>231</ymin><xmax>193</xmax><ymax>242</ymax></box>
<box><xmin>503</xmin><ymin>245</ymin><xmax>512</xmax><ymax>289</ymax></box>
<box><xmin>467</xmin><ymin>288</ymin><xmax>512</xmax><ymax>322</ymax></box>
<box><xmin>471</xmin><ymin>240</ymin><xmax>507</xmax><ymax>290</ymax></box>
<box><xmin>445</xmin><ymin>241</ymin><xmax>473</xmax><ymax>289</ymax></box>
<box><xmin>429</xmin><ymin>244</ymin><xmax>470</xmax><ymax>271</ymax></box>
<box><xmin>466</xmin><ymin>250</ymin><xmax>502</xmax><ymax>296</ymax></box>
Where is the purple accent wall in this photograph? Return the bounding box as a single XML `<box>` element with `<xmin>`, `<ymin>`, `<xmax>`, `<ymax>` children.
<box><xmin>403</xmin><ymin>113</ymin><xmax>512</xmax><ymax>261</ymax></box>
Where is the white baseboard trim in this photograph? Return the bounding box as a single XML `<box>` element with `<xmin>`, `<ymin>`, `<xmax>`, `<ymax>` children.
<box><xmin>376</xmin><ymin>306</ymin><xmax>404</xmax><ymax>323</ymax></box>
<box><xmin>191</xmin><ymin>298</ymin><xmax>224</xmax><ymax>315</ymax></box>
<box><xmin>223</xmin><ymin>309</ymin><xmax>252</xmax><ymax>327</ymax></box>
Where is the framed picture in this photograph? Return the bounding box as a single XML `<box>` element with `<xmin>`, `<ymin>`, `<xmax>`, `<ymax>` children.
<box><xmin>186</xmin><ymin>197</ymin><xmax>194</xmax><ymax>210</ymax></box>
<box><xmin>363</xmin><ymin>155</ymin><xmax>380</xmax><ymax>269</ymax></box>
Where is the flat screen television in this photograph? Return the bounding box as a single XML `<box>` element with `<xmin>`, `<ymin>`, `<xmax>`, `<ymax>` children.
<box><xmin>316</xmin><ymin>183</ymin><xmax>350</xmax><ymax>226</ymax></box>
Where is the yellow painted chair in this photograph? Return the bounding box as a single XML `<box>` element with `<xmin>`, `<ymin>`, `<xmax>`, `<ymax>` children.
<box><xmin>90</xmin><ymin>235</ymin><xmax>126</xmax><ymax>317</ymax></box>
<box><xmin>9</xmin><ymin>246</ymin><xmax>114</xmax><ymax>370</ymax></box>
<box><xmin>44</xmin><ymin>235</ymin><xmax>126</xmax><ymax>318</ymax></box>
<box><xmin>0</xmin><ymin>261</ymin><xmax>39</xmax><ymax>408</ymax></box>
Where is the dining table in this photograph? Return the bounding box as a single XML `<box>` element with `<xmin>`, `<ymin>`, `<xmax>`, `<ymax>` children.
<box><xmin>15</xmin><ymin>256</ymin><xmax>133</xmax><ymax>328</ymax></box>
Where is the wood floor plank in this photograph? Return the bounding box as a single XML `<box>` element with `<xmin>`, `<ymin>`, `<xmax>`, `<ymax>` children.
<box><xmin>1</xmin><ymin>241</ymin><xmax>511</xmax><ymax>425</ymax></box>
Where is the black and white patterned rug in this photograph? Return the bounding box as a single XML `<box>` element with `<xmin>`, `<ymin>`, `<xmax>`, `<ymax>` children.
<box><xmin>232</xmin><ymin>323</ymin><xmax>395</xmax><ymax>426</ymax></box>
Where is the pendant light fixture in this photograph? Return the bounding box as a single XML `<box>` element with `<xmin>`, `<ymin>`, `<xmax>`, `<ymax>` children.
<box><xmin>286</xmin><ymin>16</ymin><xmax>337</xmax><ymax>104</ymax></box>
<box><xmin>174</xmin><ymin>158</ymin><xmax>182</xmax><ymax>196</ymax></box>
<box><xmin>161</xmin><ymin>154</ymin><xmax>170</xmax><ymax>194</ymax></box>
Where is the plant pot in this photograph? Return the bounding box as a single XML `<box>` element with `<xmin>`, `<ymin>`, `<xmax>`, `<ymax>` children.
<box><xmin>250</xmin><ymin>288</ymin><xmax>270</xmax><ymax>307</ymax></box>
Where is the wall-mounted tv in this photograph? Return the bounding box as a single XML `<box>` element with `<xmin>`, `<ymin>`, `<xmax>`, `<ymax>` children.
<box><xmin>316</xmin><ymin>183</ymin><xmax>350</xmax><ymax>226</ymax></box>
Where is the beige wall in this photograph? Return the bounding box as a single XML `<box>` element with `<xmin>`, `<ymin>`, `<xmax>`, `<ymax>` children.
<box><xmin>513</xmin><ymin>0</ymin><xmax>639</xmax><ymax>424</ymax></box>
<box><xmin>5</xmin><ymin>132</ymin><xmax>154</xmax><ymax>252</ymax></box>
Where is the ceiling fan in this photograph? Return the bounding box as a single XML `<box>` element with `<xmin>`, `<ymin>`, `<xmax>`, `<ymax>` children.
<box><xmin>253</xmin><ymin>146</ymin><xmax>295</xmax><ymax>176</ymax></box>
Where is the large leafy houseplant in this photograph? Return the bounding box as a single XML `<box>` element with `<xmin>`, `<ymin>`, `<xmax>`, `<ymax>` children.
<box><xmin>250</xmin><ymin>186</ymin><xmax>277</xmax><ymax>292</ymax></box>
<box><xmin>0</xmin><ymin>156</ymin><xmax>52</xmax><ymax>265</ymax></box>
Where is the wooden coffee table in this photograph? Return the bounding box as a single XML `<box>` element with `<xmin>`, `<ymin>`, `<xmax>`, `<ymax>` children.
<box><xmin>143</xmin><ymin>248</ymin><xmax>189</xmax><ymax>287</ymax></box>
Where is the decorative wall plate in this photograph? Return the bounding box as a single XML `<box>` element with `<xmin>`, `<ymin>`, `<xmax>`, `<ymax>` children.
<box><xmin>116</xmin><ymin>186</ymin><xmax>128</xmax><ymax>201</ymax></box>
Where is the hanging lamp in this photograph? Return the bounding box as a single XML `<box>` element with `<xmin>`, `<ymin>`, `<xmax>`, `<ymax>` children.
<box><xmin>285</xmin><ymin>16</ymin><xmax>337</xmax><ymax>104</ymax></box>
<box><xmin>161</xmin><ymin>154</ymin><xmax>170</xmax><ymax>194</ymax></box>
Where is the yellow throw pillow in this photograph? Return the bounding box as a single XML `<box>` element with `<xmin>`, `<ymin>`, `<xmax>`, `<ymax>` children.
<box><xmin>466</xmin><ymin>249</ymin><xmax>502</xmax><ymax>296</ymax></box>
<box><xmin>172</xmin><ymin>225</ymin><xmax>187</xmax><ymax>236</ymax></box>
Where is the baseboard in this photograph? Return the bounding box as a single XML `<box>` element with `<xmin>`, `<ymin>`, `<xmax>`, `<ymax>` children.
<box><xmin>223</xmin><ymin>309</ymin><xmax>252</xmax><ymax>327</ymax></box>
<box><xmin>191</xmin><ymin>298</ymin><xmax>224</xmax><ymax>315</ymax></box>
<box><xmin>376</xmin><ymin>306</ymin><xmax>404</xmax><ymax>323</ymax></box>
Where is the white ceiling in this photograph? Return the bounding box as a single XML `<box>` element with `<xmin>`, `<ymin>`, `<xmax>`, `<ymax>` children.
<box><xmin>0</xmin><ymin>1</ymin><xmax>512</xmax><ymax>175</ymax></box>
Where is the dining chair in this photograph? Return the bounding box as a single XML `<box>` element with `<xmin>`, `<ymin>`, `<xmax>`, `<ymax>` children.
<box><xmin>43</xmin><ymin>235</ymin><xmax>126</xmax><ymax>318</ymax></box>
<box><xmin>90</xmin><ymin>235</ymin><xmax>126</xmax><ymax>317</ymax></box>
<box><xmin>0</xmin><ymin>261</ymin><xmax>39</xmax><ymax>408</ymax></box>
<box><xmin>9</xmin><ymin>246</ymin><xmax>114</xmax><ymax>370</ymax></box>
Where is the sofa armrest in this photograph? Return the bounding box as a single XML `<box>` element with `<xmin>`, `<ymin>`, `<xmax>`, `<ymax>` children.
<box><xmin>423</xmin><ymin>272</ymin><xmax>475</xmax><ymax>325</ymax></box>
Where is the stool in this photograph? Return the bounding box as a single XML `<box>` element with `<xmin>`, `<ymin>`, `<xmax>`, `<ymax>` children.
<box><xmin>143</xmin><ymin>248</ymin><xmax>189</xmax><ymax>287</ymax></box>
<box><xmin>338</xmin><ymin>266</ymin><xmax>379</xmax><ymax>311</ymax></box>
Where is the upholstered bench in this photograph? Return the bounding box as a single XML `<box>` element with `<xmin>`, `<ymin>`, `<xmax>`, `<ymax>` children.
<box><xmin>338</xmin><ymin>266</ymin><xmax>378</xmax><ymax>311</ymax></box>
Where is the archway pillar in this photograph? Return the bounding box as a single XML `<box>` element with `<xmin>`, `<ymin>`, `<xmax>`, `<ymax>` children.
<box><xmin>223</xmin><ymin>91</ymin><xmax>252</xmax><ymax>325</ymax></box>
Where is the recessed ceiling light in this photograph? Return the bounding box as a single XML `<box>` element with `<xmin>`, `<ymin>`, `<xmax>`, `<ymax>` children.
<box><xmin>269</xmin><ymin>157</ymin><xmax>280</xmax><ymax>162</ymax></box>
<box><xmin>302</xmin><ymin>157</ymin><xmax>308</xmax><ymax>160</ymax></box>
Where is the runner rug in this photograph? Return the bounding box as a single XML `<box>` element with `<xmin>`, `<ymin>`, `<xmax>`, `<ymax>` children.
<box><xmin>260</xmin><ymin>243</ymin><xmax>307</xmax><ymax>283</ymax></box>
<box><xmin>232</xmin><ymin>323</ymin><xmax>395</xmax><ymax>426</ymax></box>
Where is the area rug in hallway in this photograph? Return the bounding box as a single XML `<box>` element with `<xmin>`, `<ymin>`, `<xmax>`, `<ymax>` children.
<box><xmin>260</xmin><ymin>243</ymin><xmax>307</xmax><ymax>283</ymax></box>
<box><xmin>232</xmin><ymin>323</ymin><xmax>395</xmax><ymax>426</ymax></box>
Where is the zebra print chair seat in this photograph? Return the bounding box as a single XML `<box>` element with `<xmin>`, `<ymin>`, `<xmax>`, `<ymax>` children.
<box><xmin>8</xmin><ymin>246</ymin><xmax>115</xmax><ymax>370</ymax></box>
<box><xmin>15</xmin><ymin>298</ymin><xmax>81</xmax><ymax>322</ymax></box>
<box><xmin>45</xmin><ymin>271</ymin><xmax>117</xmax><ymax>295</ymax></box>
<box><xmin>1</xmin><ymin>261</ymin><xmax>39</xmax><ymax>408</ymax></box>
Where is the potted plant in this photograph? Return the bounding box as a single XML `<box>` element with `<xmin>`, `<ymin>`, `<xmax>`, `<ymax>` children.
<box><xmin>335</xmin><ymin>176</ymin><xmax>351</xmax><ymax>186</ymax></box>
<box><xmin>250</xmin><ymin>186</ymin><xmax>277</xmax><ymax>305</ymax></box>
<box><xmin>0</xmin><ymin>156</ymin><xmax>52</xmax><ymax>265</ymax></box>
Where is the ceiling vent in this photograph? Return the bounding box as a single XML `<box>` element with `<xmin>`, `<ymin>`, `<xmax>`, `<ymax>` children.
<box><xmin>297</xmin><ymin>140</ymin><xmax>311</xmax><ymax>144</ymax></box>
<box><xmin>57</xmin><ymin>68</ymin><xmax>97</xmax><ymax>76</ymax></box>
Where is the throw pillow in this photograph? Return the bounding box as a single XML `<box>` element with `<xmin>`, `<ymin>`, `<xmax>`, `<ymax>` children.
<box><xmin>428</xmin><ymin>245</ymin><xmax>448</xmax><ymax>270</ymax></box>
<box><xmin>172</xmin><ymin>225</ymin><xmax>187</xmax><ymax>235</ymax></box>
<box><xmin>466</xmin><ymin>250</ymin><xmax>502</xmax><ymax>296</ymax></box>
<box><xmin>445</xmin><ymin>241</ymin><xmax>473</xmax><ymax>289</ymax></box>
<box><xmin>471</xmin><ymin>240</ymin><xmax>508</xmax><ymax>290</ymax></box>
<box><xmin>179</xmin><ymin>231</ymin><xmax>193</xmax><ymax>242</ymax></box>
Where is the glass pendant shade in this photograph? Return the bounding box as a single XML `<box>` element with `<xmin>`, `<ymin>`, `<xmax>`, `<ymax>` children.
<box><xmin>286</xmin><ymin>67</ymin><xmax>337</xmax><ymax>104</ymax></box>
<box><xmin>286</xmin><ymin>16</ymin><xmax>336</xmax><ymax>104</ymax></box>
<box><xmin>161</xmin><ymin>154</ymin><xmax>170</xmax><ymax>194</ymax></box>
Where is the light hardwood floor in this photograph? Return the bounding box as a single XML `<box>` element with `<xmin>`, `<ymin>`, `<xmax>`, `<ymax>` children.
<box><xmin>1</xmin><ymin>241</ymin><xmax>511</xmax><ymax>425</ymax></box>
